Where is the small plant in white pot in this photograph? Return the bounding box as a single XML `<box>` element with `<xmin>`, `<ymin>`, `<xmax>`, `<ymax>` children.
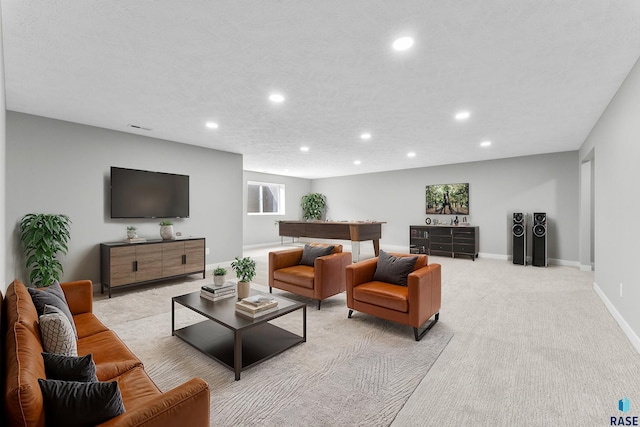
<box><xmin>126</xmin><ymin>226</ymin><xmax>137</xmax><ymax>239</ymax></box>
<box><xmin>231</xmin><ymin>256</ymin><xmax>256</xmax><ymax>299</ymax></box>
<box><xmin>159</xmin><ymin>220</ymin><xmax>174</xmax><ymax>240</ymax></box>
<box><xmin>213</xmin><ymin>267</ymin><xmax>227</xmax><ymax>286</ymax></box>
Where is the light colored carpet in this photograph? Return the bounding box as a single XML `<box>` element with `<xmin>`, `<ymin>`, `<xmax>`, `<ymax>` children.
<box><xmin>94</xmin><ymin>245</ymin><xmax>640</xmax><ymax>426</ymax></box>
<box><xmin>94</xmin><ymin>273</ymin><xmax>453</xmax><ymax>426</ymax></box>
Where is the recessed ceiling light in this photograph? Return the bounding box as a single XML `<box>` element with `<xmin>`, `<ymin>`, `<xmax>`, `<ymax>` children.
<box><xmin>360</xmin><ymin>133</ymin><xmax>372</xmax><ymax>140</ymax></box>
<box><xmin>205</xmin><ymin>121</ymin><xmax>219</xmax><ymax>129</ymax></box>
<box><xmin>455</xmin><ymin>111</ymin><xmax>470</xmax><ymax>121</ymax></box>
<box><xmin>269</xmin><ymin>93</ymin><xmax>285</xmax><ymax>103</ymax></box>
<box><xmin>407</xmin><ymin>152</ymin><xmax>416</xmax><ymax>158</ymax></box>
<box><xmin>392</xmin><ymin>36</ymin><xmax>414</xmax><ymax>51</ymax></box>
<box><xmin>480</xmin><ymin>141</ymin><xmax>492</xmax><ymax>147</ymax></box>
<box><xmin>354</xmin><ymin>160</ymin><xmax>361</xmax><ymax>165</ymax></box>
<box><xmin>300</xmin><ymin>146</ymin><xmax>310</xmax><ymax>152</ymax></box>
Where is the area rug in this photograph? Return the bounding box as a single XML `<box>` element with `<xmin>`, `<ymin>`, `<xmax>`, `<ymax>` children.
<box><xmin>94</xmin><ymin>279</ymin><xmax>453</xmax><ymax>427</ymax></box>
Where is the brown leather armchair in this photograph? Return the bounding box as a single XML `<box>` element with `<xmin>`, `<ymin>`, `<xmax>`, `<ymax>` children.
<box><xmin>345</xmin><ymin>253</ymin><xmax>441</xmax><ymax>341</ymax></box>
<box><xmin>269</xmin><ymin>244</ymin><xmax>352</xmax><ymax>309</ymax></box>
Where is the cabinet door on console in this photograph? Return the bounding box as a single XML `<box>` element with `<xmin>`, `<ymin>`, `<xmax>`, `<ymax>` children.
<box><xmin>162</xmin><ymin>242</ymin><xmax>185</xmax><ymax>277</ymax></box>
<box><xmin>135</xmin><ymin>243</ymin><xmax>163</xmax><ymax>282</ymax></box>
<box><xmin>184</xmin><ymin>240</ymin><xmax>205</xmax><ymax>273</ymax></box>
<box><xmin>109</xmin><ymin>246</ymin><xmax>136</xmax><ymax>286</ymax></box>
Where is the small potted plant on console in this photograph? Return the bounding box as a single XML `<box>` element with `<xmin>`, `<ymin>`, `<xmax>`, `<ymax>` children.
<box><xmin>126</xmin><ymin>226</ymin><xmax>137</xmax><ymax>239</ymax></box>
<box><xmin>231</xmin><ymin>256</ymin><xmax>256</xmax><ymax>299</ymax></box>
<box><xmin>213</xmin><ymin>267</ymin><xmax>227</xmax><ymax>286</ymax></box>
<box><xmin>159</xmin><ymin>220</ymin><xmax>174</xmax><ymax>240</ymax></box>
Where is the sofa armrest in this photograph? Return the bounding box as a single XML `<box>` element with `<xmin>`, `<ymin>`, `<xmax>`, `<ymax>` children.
<box><xmin>314</xmin><ymin>252</ymin><xmax>351</xmax><ymax>298</ymax></box>
<box><xmin>61</xmin><ymin>280</ymin><xmax>93</xmax><ymax>315</ymax></box>
<box><xmin>407</xmin><ymin>263</ymin><xmax>442</xmax><ymax>326</ymax></box>
<box><xmin>269</xmin><ymin>248</ymin><xmax>304</xmax><ymax>287</ymax></box>
<box><xmin>100</xmin><ymin>378</ymin><xmax>210</xmax><ymax>427</ymax></box>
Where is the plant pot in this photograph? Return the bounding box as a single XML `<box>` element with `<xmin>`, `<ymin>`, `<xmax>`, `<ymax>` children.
<box><xmin>127</xmin><ymin>231</ymin><xmax>137</xmax><ymax>239</ymax></box>
<box><xmin>160</xmin><ymin>225</ymin><xmax>174</xmax><ymax>240</ymax></box>
<box><xmin>237</xmin><ymin>281</ymin><xmax>251</xmax><ymax>299</ymax></box>
<box><xmin>213</xmin><ymin>275</ymin><xmax>226</xmax><ymax>286</ymax></box>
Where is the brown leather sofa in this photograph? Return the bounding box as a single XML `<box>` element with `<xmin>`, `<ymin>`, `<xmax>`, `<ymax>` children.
<box><xmin>269</xmin><ymin>244</ymin><xmax>351</xmax><ymax>309</ymax></box>
<box><xmin>2</xmin><ymin>279</ymin><xmax>210</xmax><ymax>426</ymax></box>
<box><xmin>345</xmin><ymin>253</ymin><xmax>441</xmax><ymax>341</ymax></box>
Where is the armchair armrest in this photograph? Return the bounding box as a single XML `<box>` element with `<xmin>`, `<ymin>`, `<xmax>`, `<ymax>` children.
<box><xmin>61</xmin><ymin>280</ymin><xmax>94</xmax><ymax>315</ymax></box>
<box><xmin>100</xmin><ymin>378</ymin><xmax>210</xmax><ymax>426</ymax></box>
<box><xmin>345</xmin><ymin>257</ymin><xmax>378</xmax><ymax>306</ymax></box>
<box><xmin>314</xmin><ymin>252</ymin><xmax>352</xmax><ymax>298</ymax></box>
<box><xmin>269</xmin><ymin>248</ymin><xmax>304</xmax><ymax>287</ymax></box>
<box><xmin>407</xmin><ymin>263</ymin><xmax>442</xmax><ymax>327</ymax></box>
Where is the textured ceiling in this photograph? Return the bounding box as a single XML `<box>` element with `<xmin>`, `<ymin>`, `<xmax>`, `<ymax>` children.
<box><xmin>2</xmin><ymin>1</ymin><xmax>640</xmax><ymax>178</ymax></box>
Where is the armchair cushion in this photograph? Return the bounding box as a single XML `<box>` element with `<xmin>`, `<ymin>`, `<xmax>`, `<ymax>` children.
<box><xmin>299</xmin><ymin>244</ymin><xmax>335</xmax><ymax>266</ymax></box>
<box><xmin>273</xmin><ymin>265</ymin><xmax>315</xmax><ymax>289</ymax></box>
<box><xmin>372</xmin><ymin>250</ymin><xmax>418</xmax><ymax>287</ymax></box>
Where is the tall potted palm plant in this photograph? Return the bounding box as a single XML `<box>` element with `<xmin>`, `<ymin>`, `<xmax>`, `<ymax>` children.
<box><xmin>19</xmin><ymin>213</ymin><xmax>72</xmax><ymax>287</ymax></box>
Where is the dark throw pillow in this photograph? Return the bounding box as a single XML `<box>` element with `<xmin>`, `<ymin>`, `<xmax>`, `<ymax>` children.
<box><xmin>38</xmin><ymin>379</ymin><xmax>125</xmax><ymax>427</ymax></box>
<box><xmin>299</xmin><ymin>244</ymin><xmax>335</xmax><ymax>266</ymax></box>
<box><xmin>28</xmin><ymin>280</ymin><xmax>78</xmax><ymax>338</ymax></box>
<box><xmin>373</xmin><ymin>250</ymin><xmax>418</xmax><ymax>287</ymax></box>
<box><xmin>42</xmin><ymin>352</ymin><xmax>98</xmax><ymax>382</ymax></box>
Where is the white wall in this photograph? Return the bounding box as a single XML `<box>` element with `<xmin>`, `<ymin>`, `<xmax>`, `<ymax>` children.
<box><xmin>5</xmin><ymin>112</ymin><xmax>243</xmax><ymax>286</ymax></box>
<box><xmin>310</xmin><ymin>151</ymin><xmax>579</xmax><ymax>262</ymax></box>
<box><xmin>0</xmin><ymin>9</ymin><xmax>6</xmax><ymax>293</ymax></box>
<box><xmin>242</xmin><ymin>171</ymin><xmax>311</xmax><ymax>247</ymax></box>
<box><xmin>580</xmin><ymin>55</ymin><xmax>640</xmax><ymax>349</ymax></box>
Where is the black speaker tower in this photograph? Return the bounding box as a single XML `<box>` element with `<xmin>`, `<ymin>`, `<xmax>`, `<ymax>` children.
<box><xmin>532</xmin><ymin>212</ymin><xmax>547</xmax><ymax>267</ymax></box>
<box><xmin>512</xmin><ymin>212</ymin><xmax>526</xmax><ymax>265</ymax></box>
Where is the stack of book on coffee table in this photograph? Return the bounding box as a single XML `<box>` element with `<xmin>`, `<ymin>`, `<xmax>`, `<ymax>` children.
<box><xmin>200</xmin><ymin>282</ymin><xmax>236</xmax><ymax>302</ymax></box>
<box><xmin>235</xmin><ymin>295</ymin><xmax>279</xmax><ymax>318</ymax></box>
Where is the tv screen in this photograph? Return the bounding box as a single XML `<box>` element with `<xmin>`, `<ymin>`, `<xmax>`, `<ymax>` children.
<box><xmin>110</xmin><ymin>167</ymin><xmax>189</xmax><ymax>218</ymax></box>
<box><xmin>425</xmin><ymin>183</ymin><xmax>469</xmax><ymax>215</ymax></box>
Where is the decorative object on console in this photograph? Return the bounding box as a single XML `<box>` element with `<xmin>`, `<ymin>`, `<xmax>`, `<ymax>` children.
<box><xmin>300</xmin><ymin>192</ymin><xmax>327</xmax><ymax>220</ymax></box>
<box><xmin>159</xmin><ymin>220</ymin><xmax>174</xmax><ymax>240</ymax></box>
<box><xmin>231</xmin><ymin>256</ymin><xmax>256</xmax><ymax>299</ymax></box>
<box><xmin>425</xmin><ymin>183</ymin><xmax>469</xmax><ymax>215</ymax></box>
<box><xmin>126</xmin><ymin>226</ymin><xmax>137</xmax><ymax>239</ymax></box>
<box><xmin>213</xmin><ymin>267</ymin><xmax>227</xmax><ymax>286</ymax></box>
<box><xmin>19</xmin><ymin>213</ymin><xmax>72</xmax><ymax>287</ymax></box>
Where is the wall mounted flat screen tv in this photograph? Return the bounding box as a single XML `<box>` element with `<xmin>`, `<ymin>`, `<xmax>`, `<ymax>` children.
<box><xmin>110</xmin><ymin>167</ymin><xmax>189</xmax><ymax>218</ymax></box>
<box><xmin>425</xmin><ymin>183</ymin><xmax>469</xmax><ymax>215</ymax></box>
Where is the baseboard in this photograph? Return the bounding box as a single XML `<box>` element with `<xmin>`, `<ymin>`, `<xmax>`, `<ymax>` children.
<box><xmin>593</xmin><ymin>281</ymin><xmax>640</xmax><ymax>354</ymax></box>
<box><xmin>243</xmin><ymin>241</ymin><xmax>284</xmax><ymax>250</ymax></box>
<box><xmin>479</xmin><ymin>252</ymin><xmax>508</xmax><ymax>260</ymax></box>
<box><xmin>579</xmin><ymin>263</ymin><xmax>593</xmax><ymax>272</ymax></box>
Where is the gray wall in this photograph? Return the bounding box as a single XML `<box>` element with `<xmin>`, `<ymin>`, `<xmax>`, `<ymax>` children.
<box><xmin>311</xmin><ymin>151</ymin><xmax>579</xmax><ymax>263</ymax></box>
<box><xmin>242</xmin><ymin>171</ymin><xmax>311</xmax><ymax>247</ymax></box>
<box><xmin>5</xmin><ymin>112</ymin><xmax>243</xmax><ymax>286</ymax></box>
<box><xmin>580</xmin><ymin>55</ymin><xmax>640</xmax><ymax>348</ymax></box>
<box><xmin>1</xmin><ymin>13</ymin><xmax>6</xmax><ymax>292</ymax></box>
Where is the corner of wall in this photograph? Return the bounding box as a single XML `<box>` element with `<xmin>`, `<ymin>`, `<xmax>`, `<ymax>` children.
<box><xmin>593</xmin><ymin>281</ymin><xmax>640</xmax><ymax>354</ymax></box>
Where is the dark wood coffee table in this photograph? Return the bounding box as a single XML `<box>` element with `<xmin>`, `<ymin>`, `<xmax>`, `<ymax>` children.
<box><xmin>171</xmin><ymin>289</ymin><xmax>306</xmax><ymax>380</ymax></box>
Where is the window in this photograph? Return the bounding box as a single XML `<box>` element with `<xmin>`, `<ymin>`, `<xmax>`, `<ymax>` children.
<box><xmin>247</xmin><ymin>181</ymin><xmax>285</xmax><ymax>215</ymax></box>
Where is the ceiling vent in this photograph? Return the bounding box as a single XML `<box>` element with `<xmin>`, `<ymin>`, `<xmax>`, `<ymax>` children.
<box><xmin>127</xmin><ymin>124</ymin><xmax>153</xmax><ymax>131</ymax></box>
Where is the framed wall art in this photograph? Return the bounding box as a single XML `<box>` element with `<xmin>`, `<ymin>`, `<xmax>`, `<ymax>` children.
<box><xmin>425</xmin><ymin>183</ymin><xmax>469</xmax><ymax>215</ymax></box>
